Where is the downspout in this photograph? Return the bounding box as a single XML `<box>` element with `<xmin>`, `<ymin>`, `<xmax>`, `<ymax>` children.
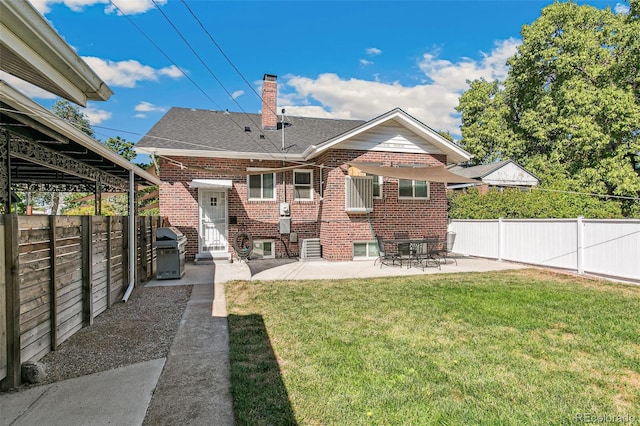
<box><xmin>123</xmin><ymin>169</ymin><xmax>136</xmax><ymax>302</ymax></box>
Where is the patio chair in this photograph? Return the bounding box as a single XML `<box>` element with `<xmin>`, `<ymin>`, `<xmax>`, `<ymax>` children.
<box><xmin>374</xmin><ymin>235</ymin><xmax>399</xmax><ymax>268</ymax></box>
<box><xmin>394</xmin><ymin>231</ymin><xmax>414</xmax><ymax>267</ymax></box>
<box><xmin>433</xmin><ymin>231</ymin><xmax>457</xmax><ymax>265</ymax></box>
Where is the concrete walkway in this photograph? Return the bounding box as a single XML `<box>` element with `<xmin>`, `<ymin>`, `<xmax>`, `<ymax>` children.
<box><xmin>1</xmin><ymin>256</ymin><xmax>527</xmax><ymax>425</ymax></box>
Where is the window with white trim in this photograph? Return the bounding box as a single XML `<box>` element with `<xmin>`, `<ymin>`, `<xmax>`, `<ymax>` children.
<box><xmin>294</xmin><ymin>169</ymin><xmax>313</xmax><ymax>201</ymax></box>
<box><xmin>398</xmin><ymin>166</ymin><xmax>430</xmax><ymax>199</ymax></box>
<box><xmin>353</xmin><ymin>241</ymin><xmax>380</xmax><ymax>259</ymax></box>
<box><xmin>366</xmin><ymin>174</ymin><xmax>383</xmax><ymax>198</ymax></box>
<box><xmin>399</xmin><ymin>179</ymin><xmax>429</xmax><ymax>199</ymax></box>
<box><xmin>248</xmin><ymin>173</ymin><xmax>275</xmax><ymax>200</ymax></box>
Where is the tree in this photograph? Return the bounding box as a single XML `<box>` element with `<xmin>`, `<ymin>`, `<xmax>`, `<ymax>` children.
<box><xmin>103</xmin><ymin>136</ymin><xmax>136</xmax><ymax>161</ymax></box>
<box><xmin>51</xmin><ymin>99</ymin><xmax>94</xmax><ymax>137</ymax></box>
<box><xmin>456</xmin><ymin>0</ymin><xmax>640</xmax><ymax>215</ymax></box>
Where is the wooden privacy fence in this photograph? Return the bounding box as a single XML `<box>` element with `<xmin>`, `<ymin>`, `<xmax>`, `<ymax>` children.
<box><xmin>1</xmin><ymin>215</ymin><xmax>161</xmax><ymax>390</ymax></box>
<box><xmin>449</xmin><ymin>217</ymin><xmax>640</xmax><ymax>282</ymax></box>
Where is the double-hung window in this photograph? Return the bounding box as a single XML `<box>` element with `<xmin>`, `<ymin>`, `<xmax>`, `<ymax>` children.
<box><xmin>248</xmin><ymin>173</ymin><xmax>275</xmax><ymax>200</ymax></box>
<box><xmin>398</xmin><ymin>166</ymin><xmax>430</xmax><ymax>199</ymax></box>
<box><xmin>294</xmin><ymin>169</ymin><xmax>313</xmax><ymax>201</ymax></box>
<box><xmin>366</xmin><ymin>174</ymin><xmax>383</xmax><ymax>198</ymax></box>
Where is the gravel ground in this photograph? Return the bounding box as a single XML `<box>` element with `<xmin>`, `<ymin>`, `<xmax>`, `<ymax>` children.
<box><xmin>13</xmin><ymin>284</ymin><xmax>192</xmax><ymax>392</ymax></box>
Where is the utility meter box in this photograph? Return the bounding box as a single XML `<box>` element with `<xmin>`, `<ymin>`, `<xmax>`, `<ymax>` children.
<box><xmin>279</xmin><ymin>202</ymin><xmax>290</xmax><ymax>216</ymax></box>
<box><xmin>279</xmin><ymin>217</ymin><xmax>291</xmax><ymax>234</ymax></box>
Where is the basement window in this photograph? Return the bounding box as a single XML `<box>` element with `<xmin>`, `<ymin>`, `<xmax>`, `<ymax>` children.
<box><xmin>353</xmin><ymin>240</ymin><xmax>379</xmax><ymax>259</ymax></box>
<box><xmin>252</xmin><ymin>240</ymin><xmax>275</xmax><ymax>259</ymax></box>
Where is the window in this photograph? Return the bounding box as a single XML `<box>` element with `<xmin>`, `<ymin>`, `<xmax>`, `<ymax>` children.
<box><xmin>398</xmin><ymin>166</ymin><xmax>430</xmax><ymax>200</ymax></box>
<box><xmin>294</xmin><ymin>169</ymin><xmax>313</xmax><ymax>201</ymax></box>
<box><xmin>248</xmin><ymin>173</ymin><xmax>275</xmax><ymax>200</ymax></box>
<box><xmin>368</xmin><ymin>174</ymin><xmax>382</xmax><ymax>198</ymax></box>
<box><xmin>353</xmin><ymin>241</ymin><xmax>379</xmax><ymax>259</ymax></box>
<box><xmin>252</xmin><ymin>240</ymin><xmax>275</xmax><ymax>258</ymax></box>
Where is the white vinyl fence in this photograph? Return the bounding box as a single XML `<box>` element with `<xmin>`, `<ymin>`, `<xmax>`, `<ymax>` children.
<box><xmin>449</xmin><ymin>217</ymin><xmax>640</xmax><ymax>282</ymax></box>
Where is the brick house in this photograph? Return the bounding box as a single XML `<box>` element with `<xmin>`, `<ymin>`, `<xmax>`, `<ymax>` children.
<box><xmin>136</xmin><ymin>74</ymin><xmax>474</xmax><ymax>262</ymax></box>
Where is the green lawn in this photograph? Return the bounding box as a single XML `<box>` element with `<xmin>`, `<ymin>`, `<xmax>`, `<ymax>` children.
<box><xmin>226</xmin><ymin>269</ymin><xmax>640</xmax><ymax>426</ymax></box>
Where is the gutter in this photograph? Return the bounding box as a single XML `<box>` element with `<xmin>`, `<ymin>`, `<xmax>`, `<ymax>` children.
<box><xmin>123</xmin><ymin>169</ymin><xmax>136</xmax><ymax>302</ymax></box>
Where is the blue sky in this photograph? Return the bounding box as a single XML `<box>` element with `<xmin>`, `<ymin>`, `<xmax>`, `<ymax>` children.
<box><xmin>2</xmin><ymin>0</ymin><xmax>628</xmax><ymax>163</ymax></box>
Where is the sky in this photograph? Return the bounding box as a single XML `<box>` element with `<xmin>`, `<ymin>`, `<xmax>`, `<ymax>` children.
<box><xmin>2</xmin><ymin>0</ymin><xmax>629</xmax><ymax>163</ymax></box>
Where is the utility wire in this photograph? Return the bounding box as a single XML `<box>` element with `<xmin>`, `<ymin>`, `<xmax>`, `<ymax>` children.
<box><xmin>179</xmin><ymin>0</ymin><xmax>280</xmax><ymax>119</ymax></box>
<box><xmin>107</xmin><ymin>0</ymin><xmax>280</xmax><ymax>159</ymax></box>
<box><xmin>149</xmin><ymin>0</ymin><xmax>282</xmax><ymax>152</ymax></box>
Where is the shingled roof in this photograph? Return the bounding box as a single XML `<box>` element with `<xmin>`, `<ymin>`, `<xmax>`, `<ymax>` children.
<box><xmin>136</xmin><ymin>107</ymin><xmax>365</xmax><ymax>155</ymax></box>
<box><xmin>448</xmin><ymin>160</ymin><xmax>514</xmax><ymax>179</ymax></box>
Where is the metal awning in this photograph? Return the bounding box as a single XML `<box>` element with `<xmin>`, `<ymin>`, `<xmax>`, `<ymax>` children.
<box><xmin>189</xmin><ymin>179</ymin><xmax>233</xmax><ymax>189</ymax></box>
<box><xmin>0</xmin><ymin>81</ymin><xmax>160</xmax><ymax>191</ymax></box>
<box><xmin>348</xmin><ymin>162</ymin><xmax>479</xmax><ymax>184</ymax></box>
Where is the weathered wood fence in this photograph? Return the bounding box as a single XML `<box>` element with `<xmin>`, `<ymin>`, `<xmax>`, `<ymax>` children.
<box><xmin>1</xmin><ymin>215</ymin><xmax>161</xmax><ymax>390</ymax></box>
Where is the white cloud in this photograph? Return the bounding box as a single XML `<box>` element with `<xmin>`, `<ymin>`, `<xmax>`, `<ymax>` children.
<box><xmin>366</xmin><ymin>47</ymin><xmax>382</xmax><ymax>56</ymax></box>
<box><xmin>83</xmin><ymin>105</ymin><xmax>111</xmax><ymax>124</ymax></box>
<box><xmin>158</xmin><ymin>65</ymin><xmax>184</xmax><ymax>78</ymax></box>
<box><xmin>280</xmin><ymin>38</ymin><xmax>520</xmax><ymax>138</ymax></box>
<box><xmin>31</xmin><ymin>0</ymin><xmax>165</xmax><ymax>15</ymax></box>
<box><xmin>135</xmin><ymin>101</ymin><xmax>166</xmax><ymax>113</ymax></box>
<box><xmin>360</xmin><ymin>59</ymin><xmax>373</xmax><ymax>66</ymax></box>
<box><xmin>81</xmin><ymin>57</ymin><xmax>184</xmax><ymax>88</ymax></box>
<box><xmin>106</xmin><ymin>0</ymin><xmax>166</xmax><ymax>15</ymax></box>
<box><xmin>231</xmin><ymin>90</ymin><xmax>245</xmax><ymax>100</ymax></box>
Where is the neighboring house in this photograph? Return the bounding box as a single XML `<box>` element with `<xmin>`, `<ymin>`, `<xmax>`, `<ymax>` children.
<box><xmin>136</xmin><ymin>74</ymin><xmax>474</xmax><ymax>262</ymax></box>
<box><xmin>447</xmin><ymin>159</ymin><xmax>539</xmax><ymax>193</ymax></box>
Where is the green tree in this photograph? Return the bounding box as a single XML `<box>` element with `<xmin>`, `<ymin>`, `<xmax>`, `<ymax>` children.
<box><xmin>103</xmin><ymin>136</ymin><xmax>136</xmax><ymax>161</ymax></box>
<box><xmin>51</xmin><ymin>99</ymin><xmax>94</xmax><ymax>137</ymax></box>
<box><xmin>456</xmin><ymin>0</ymin><xmax>640</xmax><ymax>215</ymax></box>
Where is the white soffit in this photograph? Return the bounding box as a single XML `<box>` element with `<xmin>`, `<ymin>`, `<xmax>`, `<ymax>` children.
<box><xmin>190</xmin><ymin>179</ymin><xmax>233</xmax><ymax>189</ymax></box>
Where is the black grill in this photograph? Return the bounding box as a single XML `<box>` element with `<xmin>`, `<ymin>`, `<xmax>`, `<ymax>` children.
<box><xmin>154</xmin><ymin>227</ymin><xmax>187</xmax><ymax>279</ymax></box>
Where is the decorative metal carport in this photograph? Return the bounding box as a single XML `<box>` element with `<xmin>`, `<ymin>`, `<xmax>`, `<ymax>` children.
<box><xmin>0</xmin><ymin>81</ymin><xmax>160</xmax><ymax>213</ymax></box>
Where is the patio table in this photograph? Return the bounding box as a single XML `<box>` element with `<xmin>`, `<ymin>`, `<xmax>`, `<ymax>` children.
<box><xmin>383</xmin><ymin>237</ymin><xmax>442</xmax><ymax>270</ymax></box>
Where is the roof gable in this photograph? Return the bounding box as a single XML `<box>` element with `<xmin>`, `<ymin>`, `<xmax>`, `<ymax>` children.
<box><xmin>305</xmin><ymin>108</ymin><xmax>471</xmax><ymax>164</ymax></box>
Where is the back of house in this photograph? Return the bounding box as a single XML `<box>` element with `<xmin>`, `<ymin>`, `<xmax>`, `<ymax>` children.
<box><xmin>136</xmin><ymin>74</ymin><xmax>473</xmax><ymax>262</ymax></box>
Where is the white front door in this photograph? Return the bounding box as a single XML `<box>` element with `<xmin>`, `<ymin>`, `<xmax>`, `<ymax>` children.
<box><xmin>199</xmin><ymin>190</ymin><xmax>228</xmax><ymax>256</ymax></box>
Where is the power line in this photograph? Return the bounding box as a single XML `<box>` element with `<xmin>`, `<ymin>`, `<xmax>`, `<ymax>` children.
<box><xmin>148</xmin><ymin>0</ymin><xmax>282</xmax><ymax>154</ymax></box>
<box><xmin>107</xmin><ymin>0</ymin><xmax>281</xmax><ymax>160</ymax></box>
<box><xmin>178</xmin><ymin>0</ymin><xmax>278</xmax><ymax>118</ymax></box>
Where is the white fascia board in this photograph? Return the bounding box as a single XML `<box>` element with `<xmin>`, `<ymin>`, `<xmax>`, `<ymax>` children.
<box><xmin>302</xmin><ymin>108</ymin><xmax>472</xmax><ymax>164</ymax></box>
<box><xmin>1</xmin><ymin>0</ymin><xmax>112</xmax><ymax>103</ymax></box>
<box><xmin>138</xmin><ymin>147</ymin><xmax>305</xmax><ymax>162</ymax></box>
<box><xmin>0</xmin><ymin>22</ymin><xmax>87</xmax><ymax>106</ymax></box>
<box><xmin>0</xmin><ymin>81</ymin><xmax>159</xmax><ymax>185</ymax></box>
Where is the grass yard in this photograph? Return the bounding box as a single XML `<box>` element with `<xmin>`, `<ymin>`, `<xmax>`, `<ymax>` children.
<box><xmin>226</xmin><ymin>269</ymin><xmax>640</xmax><ymax>425</ymax></box>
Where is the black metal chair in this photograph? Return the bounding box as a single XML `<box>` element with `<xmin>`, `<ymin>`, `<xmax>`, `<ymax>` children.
<box><xmin>374</xmin><ymin>235</ymin><xmax>400</xmax><ymax>268</ymax></box>
<box><xmin>394</xmin><ymin>231</ymin><xmax>414</xmax><ymax>267</ymax></box>
<box><xmin>433</xmin><ymin>231</ymin><xmax>457</xmax><ymax>265</ymax></box>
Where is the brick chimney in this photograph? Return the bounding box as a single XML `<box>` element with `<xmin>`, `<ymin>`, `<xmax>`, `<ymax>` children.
<box><xmin>261</xmin><ymin>74</ymin><xmax>278</xmax><ymax>130</ymax></box>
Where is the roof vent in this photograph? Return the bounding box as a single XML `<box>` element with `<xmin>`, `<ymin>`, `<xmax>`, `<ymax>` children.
<box><xmin>244</xmin><ymin>126</ymin><xmax>251</xmax><ymax>132</ymax></box>
<box><xmin>259</xmin><ymin>134</ymin><xmax>265</xmax><ymax>139</ymax></box>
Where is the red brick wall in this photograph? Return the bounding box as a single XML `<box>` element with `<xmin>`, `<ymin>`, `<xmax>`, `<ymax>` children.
<box><xmin>315</xmin><ymin>150</ymin><xmax>448</xmax><ymax>260</ymax></box>
<box><xmin>159</xmin><ymin>150</ymin><xmax>448</xmax><ymax>261</ymax></box>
